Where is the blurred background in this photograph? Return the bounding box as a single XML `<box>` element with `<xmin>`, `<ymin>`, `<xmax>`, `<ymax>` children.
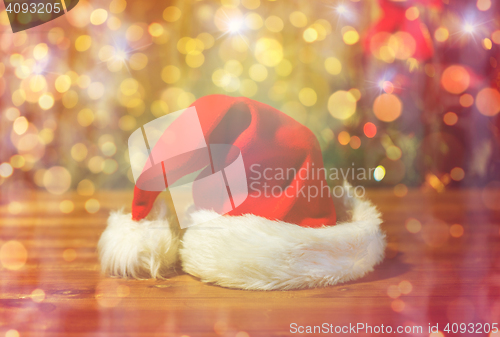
<box><xmin>0</xmin><ymin>0</ymin><xmax>499</xmax><ymax>213</ymax></box>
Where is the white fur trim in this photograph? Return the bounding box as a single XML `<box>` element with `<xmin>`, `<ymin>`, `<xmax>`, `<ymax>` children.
<box><xmin>98</xmin><ymin>210</ymin><xmax>180</xmax><ymax>278</ymax></box>
<box><xmin>180</xmin><ymin>183</ymin><xmax>386</xmax><ymax>290</ymax></box>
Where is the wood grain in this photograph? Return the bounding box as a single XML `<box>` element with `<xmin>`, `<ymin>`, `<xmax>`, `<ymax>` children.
<box><xmin>0</xmin><ymin>189</ymin><xmax>499</xmax><ymax>337</ymax></box>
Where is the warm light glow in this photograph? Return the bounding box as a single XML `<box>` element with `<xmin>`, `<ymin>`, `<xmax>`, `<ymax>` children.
<box><xmin>450</xmin><ymin>167</ymin><xmax>464</xmax><ymax>181</ymax></box>
<box><xmin>434</xmin><ymin>27</ymin><xmax>449</xmax><ymax>42</ymax></box>
<box><xmin>349</xmin><ymin>136</ymin><xmax>361</xmax><ymax>149</ymax></box>
<box><xmin>459</xmin><ymin>94</ymin><xmax>474</xmax><ymax>108</ymax></box>
<box><xmin>443</xmin><ymin>112</ymin><xmax>458</xmax><ymax>126</ymax></box>
<box><xmin>476</xmin><ymin>88</ymin><xmax>500</xmax><ymax>116</ymax></box>
<box><xmin>228</xmin><ymin>20</ymin><xmax>243</xmax><ymax>33</ymax></box>
<box><xmin>463</xmin><ymin>23</ymin><xmax>474</xmax><ymax>34</ymax></box>
<box><xmin>338</xmin><ymin>131</ymin><xmax>350</xmax><ymax>145</ymax></box>
<box><xmin>373</xmin><ymin>93</ymin><xmax>402</xmax><ymax>122</ymax></box>
<box><xmin>450</xmin><ymin>224</ymin><xmax>464</xmax><ymax>238</ymax></box>
<box><xmin>363</xmin><ymin>122</ymin><xmax>377</xmax><ymax>138</ymax></box>
<box><xmin>336</xmin><ymin>5</ymin><xmax>347</xmax><ymax>14</ymax></box>
<box><xmin>374</xmin><ymin>165</ymin><xmax>385</xmax><ymax>181</ymax></box>
<box><xmin>441</xmin><ymin>65</ymin><xmax>470</xmax><ymax>94</ymax></box>
<box><xmin>328</xmin><ymin>90</ymin><xmax>357</xmax><ymax>120</ymax></box>
<box><xmin>405</xmin><ymin>218</ymin><xmax>422</xmax><ymax>233</ymax></box>
<box><xmin>0</xmin><ymin>241</ymin><xmax>27</xmax><ymax>270</ymax></box>
<box><xmin>399</xmin><ymin>280</ymin><xmax>412</xmax><ymax>294</ymax></box>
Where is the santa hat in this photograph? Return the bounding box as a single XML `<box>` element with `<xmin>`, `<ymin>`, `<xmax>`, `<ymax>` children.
<box><xmin>98</xmin><ymin>95</ymin><xmax>386</xmax><ymax>290</ymax></box>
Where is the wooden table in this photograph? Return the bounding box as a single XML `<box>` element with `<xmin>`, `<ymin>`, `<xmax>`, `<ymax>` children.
<box><xmin>0</xmin><ymin>189</ymin><xmax>499</xmax><ymax>337</ymax></box>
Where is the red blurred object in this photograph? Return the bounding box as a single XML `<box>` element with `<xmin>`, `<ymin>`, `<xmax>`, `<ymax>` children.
<box><xmin>132</xmin><ymin>95</ymin><xmax>337</xmax><ymax>228</ymax></box>
<box><xmin>363</xmin><ymin>0</ymin><xmax>442</xmax><ymax>61</ymax></box>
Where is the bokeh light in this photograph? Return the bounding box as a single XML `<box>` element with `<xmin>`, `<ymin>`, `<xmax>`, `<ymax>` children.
<box><xmin>450</xmin><ymin>224</ymin><xmax>464</xmax><ymax>238</ymax></box>
<box><xmin>476</xmin><ymin>88</ymin><xmax>500</xmax><ymax>116</ymax></box>
<box><xmin>405</xmin><ymin>218</ymin><xmax>422</xmax><ymax>233</ymax></box>
<box><xmin>0</xmin><ymin>241</ymin><xmax>28</xmax><ymax>270</ymax></box>
<box><xmin>373</xmin><ymin>94</ymin><xmax>402</xmax><ymax>122</ymax></box>
<box><xmin>374</xmin><ymin>165</ymin><xmax>385</xmax><ymax>181</ymax></box>
<box><xmin>328</xmin><ymin>90</ymin><xmax>356</xmax><ymax>120</ymax></box>
<box><xmin>31</xmin><ymin>289</ymin><xmax>45</xmax><ymax>303</ymax></box>
<box><xmin>441</xmin><ymin>65</ymin><xmax>470</xmax><ymax>94</ymax></box>
<box><xmin>443</xmin><ymin>112</ymin><xmax>458</xmax><ymax>125</ymax></box>
<box><xmin>43</xmin><ymin>166</ymin><xmax>71</xmax><ymax>195</ymax></box>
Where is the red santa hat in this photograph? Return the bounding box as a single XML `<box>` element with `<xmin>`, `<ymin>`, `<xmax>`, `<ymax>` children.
<box><xmin>98</xmin><ymin>95</ymin><xmax>386</xmax><ymax>290</ymax></box>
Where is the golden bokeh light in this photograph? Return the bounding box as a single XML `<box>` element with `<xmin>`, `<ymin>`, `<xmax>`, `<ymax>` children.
<box><xmin>254</xmin><ymin>38</ymin><xmax>283</xmax><ymax>67</ymax></box>
<box><xmin>5</xmin><ymin>330</ymin><xmax>19</xmax><ymax>337</ymax></box>
<box><xmin>0</xmin><ymin>240</ymin><xmax>28</xmax><ymax>270</ymax></box>
<box><xmin>78</xmin><ymin>108</ymin><xmax>94</xmax><ymax>127</ymax></box>
<box><xmin>245</xmin><ymin>13</ymin><xmax>263</xmax><ymax>30</ymax></box>
<box><xmin>129</xmin><ymin>53</ymin><xmax>148</xmax><ymax>70</ymax></box>
<box><xmin>43</xmin><ymin>166</ymin><xmax>72</xmax><ymax>195</ymax></box>
<box><xmin>71</xmin><ymin>143</ymin><xmax>88</xmax><ymax>162</ymax></box>
<box><xmin>289</xmin><ymin>11</ymin><xmax>307</xmax><ymax>28</ymax></box>
<box><xmin>33</xmin><ymin>43</ymin><xmax>48</xmax><ymax>60</ymax></box>
<box><xmin>265</xmin><ymin>15</ymin><xmax>283</xmax><ymax>32</ymax></box>
<box><xmin>324</xmin><ymin>57</ymin><xmax>342</xmax><ymax>75</ymax></box>
<box><xmin>75</xmin><ymin>35</ymin><xmax>92</xmax><ymax>52</ymax></box>
<box><xmin>63</xmin><ymin>248</ymin><xmax>77</xmax><ymax>262</ymax></box>
<box><xmin>303</xmin><ymin>27</ymin><xmax>318</xmax><ymax>43</ymax></box>
<box><xmin>242</xmin><ymin>0</ymin><xmax>260</xmax><ymax>9</ymax></box>
<box><xmin>239</xmin><ymin>79</ymin><xmax>258</xmax><ymax>97</ymax></box>
<box><xmin>405</xmin><ymin>7</ymin><xmax>419</xmax><ymax>21</ymax></box>
<box><xmin>90</xmin><ymin>9</ymin><xmax>108</xmax><ymax>25</ymax></box>
<box><xmin>373</xmin><ymin>165</ymin><xmax>385</xmax><ymax>181</ymax></box>
<box><xmin>386</xmin><ymin>145</ymin><xmax>402</xmax><ymax>160</ymax></box>
<box><xmin>337</xmin><ymin>131</ymin><xmax>350</xmax><ymax>145</ymax></box>
<box><xmin>13</xmin><ymin>116</ymin><xmax>28</xmax><ymax>135</ymax></box>
<box><xmin>85</xmin><ymin>199</ymin><xmax>101</xmax><ymax>214</ymax></box>
<box><xmin>38</xmin><ymin>93</ymin><xmax>54</xmax><ymax>110</ymax></box>
<box><xmin>55</xmin><ymin>75</ymin><xmax>72</xmax><ymax>93</ymax></box>
<box><xmin>373</xmin><ymin>94</ymin><xmax>402</xmax><ymax>122</ymax></box>
<box><xmin>59</xmin><ymin>200</ymin><xmax>74</xmax><ymax>214</ymax></box>
<box><xmin>298</xmin><ymin>88</ymin><xmax>317</xmax><ymax>107</ymax></box>
<box><xmin>77</xmin><ymin>179</ymin><xmax>95</xmax><ymax>196</ymax></box>
<box><xmin>342</xmin><ymin>27</ymin><xmax>359</xmax><ymax>45</ymax></box>
<box><xmin>249</xmin><ymin>64</ymin><xmax>268</xmax><ymax>82</ymax></box>
<box><xmin>441</xmin><ymin>65</ymin><xmax>470</xmax><ymax>94</ymax></box>
<box><xmin>126</xmin><ymin>25</ymin><xmax>144</xmax><ymax>42</ymax></box>
<box><xmin>163</xmin><ymin>6</ymin><xmax>181</xmax><ymax>22</ymax></box>
<box><xmin>31</xmin><ymin>289</ymin><xmax>45</xmax><ymax>303</ymax></box>
<box><xmin>8</xmin><ymin>201</ymin><xmax>23</xmax><ymax>214</ymax></box>
<box><xmin>328</xmin><ymin>90</ymin><xmax>356</xmax><ymax>120</ymax></box>
<box><xmin>483</xmin><ymin>38</ymin><xmax>492</xmax><ymax>50</ymax></box>
<box><xmin>161</xmin><ymin>65</ymin><xmax>181</xmax><ymax>84</ymax></box>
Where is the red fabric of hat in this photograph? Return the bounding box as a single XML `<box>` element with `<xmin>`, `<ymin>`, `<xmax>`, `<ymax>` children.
<box><xmin>132</xmin><ymin>94</ymin><xmax>336</xmax><ymax>228</ymax></box>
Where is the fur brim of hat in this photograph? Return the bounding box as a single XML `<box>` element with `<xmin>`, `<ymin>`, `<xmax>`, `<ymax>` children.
<box><xmin>98</xmin><ymin>183</ymin><xmax>386</xmax><ymax>290</ymax></box>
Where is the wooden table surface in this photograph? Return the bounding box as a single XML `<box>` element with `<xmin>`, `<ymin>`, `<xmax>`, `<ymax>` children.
<box><xmin>0</xmin><ymin>189</ymin><xmax>499</xmax><ymax>337</ymax></box>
